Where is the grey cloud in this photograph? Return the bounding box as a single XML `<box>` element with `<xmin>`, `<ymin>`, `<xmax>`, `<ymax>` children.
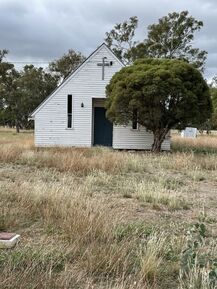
<box><xmin>0</xmin><ymin>0</ymin><xmax>216</xmax><ymax>79</ymax></box>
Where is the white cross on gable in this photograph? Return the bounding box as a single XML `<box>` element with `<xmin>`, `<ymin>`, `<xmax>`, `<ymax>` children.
<box><xmin>97</xmin><ymin>57</ymin><xmax>112</xmax><ymax>80</ymax></box>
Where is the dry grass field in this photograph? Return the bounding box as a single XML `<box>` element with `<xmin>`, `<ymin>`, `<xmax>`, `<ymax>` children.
<box><xmin>0</xmin><ymin>128</ymin><xmax>217</xmax><ymax>289</ymax></box>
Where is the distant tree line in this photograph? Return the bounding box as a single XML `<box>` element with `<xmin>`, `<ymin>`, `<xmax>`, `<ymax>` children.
<box><xmin>0</xmin><ymin>49</ymin><xmax>85</xmax><ymax>132</ymax></box>
<box><xmin>0</xmin><ymin>10</ymin><xmax>216</xmax><ymax>133</ymax></box>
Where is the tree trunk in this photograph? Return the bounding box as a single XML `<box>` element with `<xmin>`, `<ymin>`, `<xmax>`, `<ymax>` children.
<box><xmin>15</xmin><ymin>120</ymin><xmax>20</xmax><ymax>133</ymax></box>
<box><xmin>151</xmin><ymin>128</ymin><xmax>169</xmax><ymax>153</ymax></box>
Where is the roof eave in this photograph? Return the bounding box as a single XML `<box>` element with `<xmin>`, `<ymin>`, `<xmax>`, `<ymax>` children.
<box><xmin>30</xmin><ymin>43</ymin><xmax>125</xmax><ymax>117</ymax></box>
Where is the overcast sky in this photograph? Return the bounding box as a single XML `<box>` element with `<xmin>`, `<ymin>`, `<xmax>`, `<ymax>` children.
<box><xmin>1</xmin><ymin>0</ymin><xmax>217</xmax><ymax>79</ymax></box>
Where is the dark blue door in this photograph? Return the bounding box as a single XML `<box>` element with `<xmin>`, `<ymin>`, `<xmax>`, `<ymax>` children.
<box><xmin>94</xmin><ymin>107</ymin><xmax>113</xmax><ymax>147</ymax></box>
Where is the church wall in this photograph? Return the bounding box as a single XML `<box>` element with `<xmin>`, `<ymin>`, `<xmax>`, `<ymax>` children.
<box><xmin>33</xmin><ymin>45</ymin><xmax>123</xmax><ymax>147</ymax></box>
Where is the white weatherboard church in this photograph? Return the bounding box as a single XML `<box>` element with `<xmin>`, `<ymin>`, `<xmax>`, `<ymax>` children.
<box><xmin>30</xmin><ymin>43</ymin><xmax>170</xmax><ymax>150</ymax></box>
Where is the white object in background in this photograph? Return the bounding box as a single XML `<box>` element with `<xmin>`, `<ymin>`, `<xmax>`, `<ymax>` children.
<box><xmin>0</xmin><ymin>233</ymin><xmax>20</xmax><ymax>249</ymax></box>
<box><xmin>181</xmin><ymin>127</ymin><xmax>197</xmax><ymax>138</ymax></box>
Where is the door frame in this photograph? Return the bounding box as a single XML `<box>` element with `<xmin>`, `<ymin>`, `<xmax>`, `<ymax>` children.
<box><xmin>92</xmin><ymin>98</ymin><xmax>113</xmax><ymax>147</ymax></box>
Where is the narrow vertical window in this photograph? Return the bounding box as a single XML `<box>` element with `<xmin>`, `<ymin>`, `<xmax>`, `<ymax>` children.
<box><xmin>67</xmin><ymin>94</ymin><xmax>72</xmax><ymax>128</ymax></box>
<box><xmin>132</xmin><ymin>109</ymin><xmax>138</xmax><ymax>130</ymax></box>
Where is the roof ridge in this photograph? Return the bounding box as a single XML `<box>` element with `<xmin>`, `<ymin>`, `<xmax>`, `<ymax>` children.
<box><xmin>30</xmin><ymin>42</ymin><xmax>124</xmax><ymax>117</ymax></box>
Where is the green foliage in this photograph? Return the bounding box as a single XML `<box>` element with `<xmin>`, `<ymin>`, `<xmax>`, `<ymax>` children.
<box><xmin>106</xmin><ymin>58</ymin><xmax>212</xmax><ymax>151</ymax></box>
<box><xmin>180</xmin><ymin>223</ymin><xmax>217</xmax><ymax>288</ymax></box>
<box><xmin>0</xmin><ymin>52</ymin><xmax>58</xmax><ymax>131</ymax></box>
<box><xmin>105</xmin><ymin>11</ymin><xmax>207</xmax><ymax>70</ymax></box>
<box><xmin>209</xmin><ymin>78</ymin><xmax>217</xmax><ymax>129</ymax></box>
<box><xmin>105</xmin><ymin>16</ymin><xmax>138</xmax><ymax>64</ymax></box>
<box><xmin>0</xmin><ymin>55</ymin><xmax>20</xmax><ymax>130</ymax></box>
<box><xmin>139</xmin><ymin>11</ymin><xmax>207</xmax><ymax>71</ymax></box>
<box><xmin>181</xmin><ymin>223</ymin><xmax>207</xmax><ymax>270</ymax></box>
<box><xmin>19</xmin><ymin>65</ymin><xmax>58</xmax><ymax>123</ymax></box>
<box><xmin>0</xmin><ymin>49</ymin><xmax>8</xmax><ymax>62</ymax></box>
<box><xmin>0</xmin><ymin>47</ymin><xmax>86</xmax><ymax>131</ymax></box>
<box><xmin>49</xmin><ymin>49</ymin><xmax>85</xmax><ymax>79</ymax></box>
<box><xmin>198</xmin><ymin>211</ymin><xmax>216</xmax><ymax>224</ymax></box>
<box><xmin>115</xmin><ymin>222</ymin><xmax>153</xmax><ymax>241</ymax></box>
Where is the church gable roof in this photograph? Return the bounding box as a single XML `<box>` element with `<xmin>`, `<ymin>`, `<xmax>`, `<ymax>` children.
<box><xmin>30</xmin><ymin>43</ymin><xmax>124</xmax><ymax>118</ymax></box>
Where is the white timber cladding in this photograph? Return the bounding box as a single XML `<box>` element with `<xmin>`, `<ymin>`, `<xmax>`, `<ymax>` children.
<box><xmin>113</xmin><ymin>126</ymin><xmax>170</xmax><ymax>150</ymax></box>
<box><xmin>92</xmin><ymin>99</ymin><xmax>171</xmax><ymax>151</ymax></box>
<box><xmin>32</xmin><ymin>43</ymin><xmax>171</xmax><ymax>150</ymax></box>
<box><xmin>34</xmin><ymin>44</ymin><xmax>123</xmax><ymax>147</ymax></box>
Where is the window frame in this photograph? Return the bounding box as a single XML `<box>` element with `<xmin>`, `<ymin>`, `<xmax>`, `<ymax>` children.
<box><xmin>132</xmin><ymin>109</ymin><xmax>138</xmax><ymax>130</ymax></box>
<box><xmin>67</xmin><ymin>94</ymin><xmax>73</xmax><ymax>129</ymax></box>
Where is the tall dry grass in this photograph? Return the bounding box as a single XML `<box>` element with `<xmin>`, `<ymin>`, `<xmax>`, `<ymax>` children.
<box><xmin>1</xmin><ymin>142</ymin><xmax>217</xmax><ymax>177</ymax></box>
<box><xmin>1</xmin><ymin>180</ymin><xmax>114</xmax><ymax>243</ymax></box>
<box><xmin>0</xmin><ymin>143</ymin><xmax>125</xmax><ymax>175</ymax></box>
<box><xmin>172</xmin><ymin>134</ymin><xmax>217</xmax><ymax>154</ymax></box>
<box><xmin>0</xmin><ymin>129</ymin><xmax>217</xmax><ymax>288</ymax></box>
<box><xmin>178</xmin><ymin>259</ymin><xmax>217</xmax><ymax>289</ymax></box>
<box><xmin>135</xmin><ymin>179</ymin><xmax>187</xmax><ymax>210</ymax></box>
<box><xmin>0</xmin><ymin>177</ymin><xmax>182</xmax><ymax>289</ymax></box>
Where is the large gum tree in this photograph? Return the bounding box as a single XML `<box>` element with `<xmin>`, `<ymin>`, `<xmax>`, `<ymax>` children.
<box><xmin>105</xmin><ymin>58</ymin><xmax>212</xmax><ymax>152</ymax></box>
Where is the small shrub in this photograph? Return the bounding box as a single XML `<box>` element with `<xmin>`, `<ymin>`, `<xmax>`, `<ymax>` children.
<box><xmin>179</xmin><ymin>223</ymin><xmax>217</xmax><ymax>289</ymax></box>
